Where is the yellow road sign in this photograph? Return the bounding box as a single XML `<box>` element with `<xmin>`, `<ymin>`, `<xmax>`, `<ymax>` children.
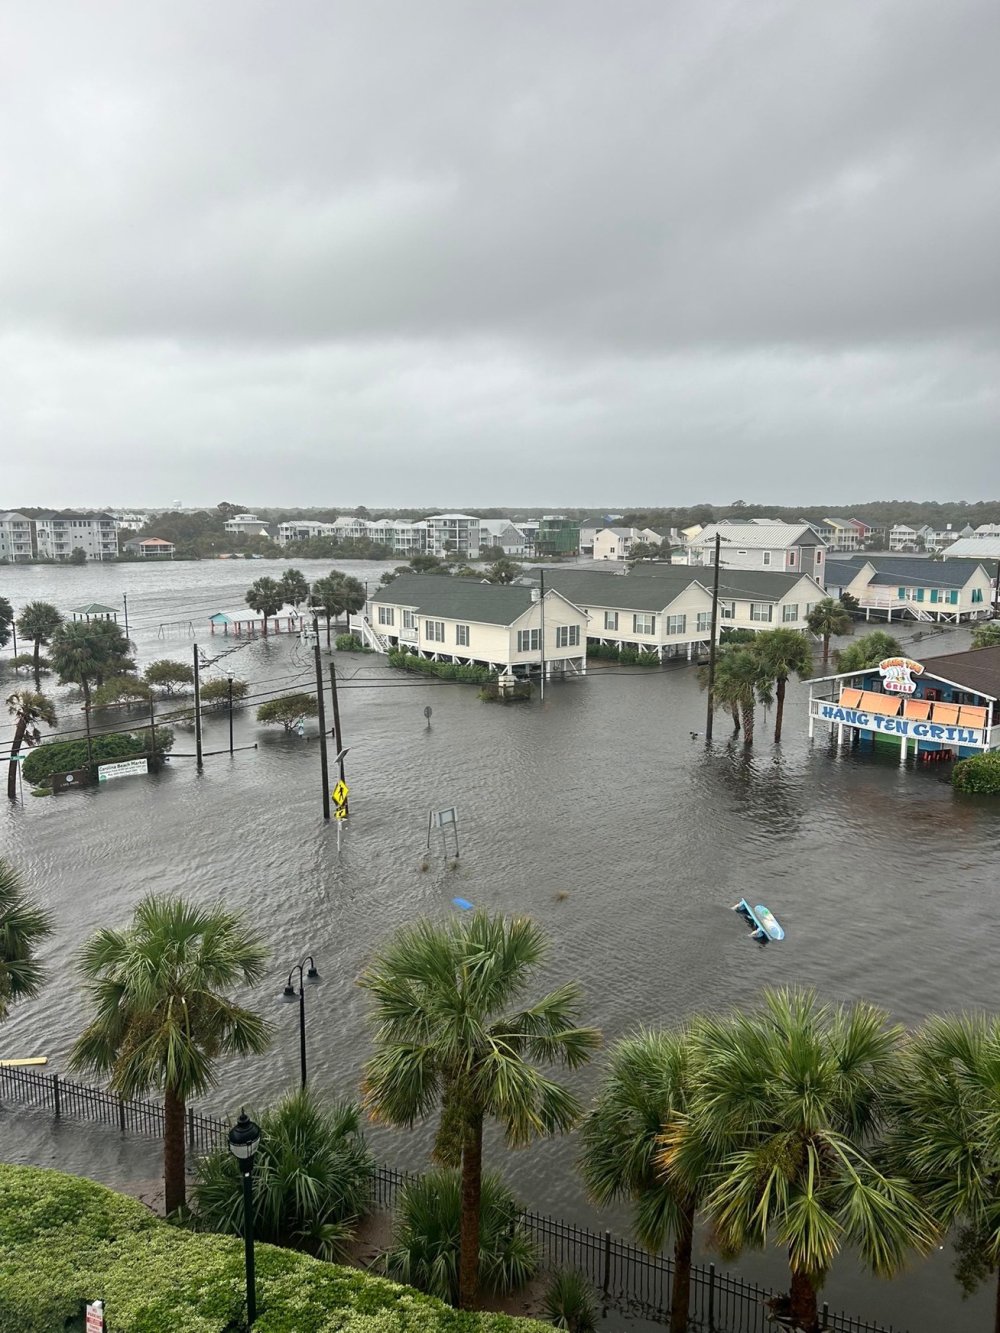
<box><xmin>332</xmin><ymin>780</ymin><xmax>349</xmax><ymax>806</ymax></box>
<box><xmin>334</xmin><ymin>806</ymin><xmax>348</xmax><ymax>820</ymax></box>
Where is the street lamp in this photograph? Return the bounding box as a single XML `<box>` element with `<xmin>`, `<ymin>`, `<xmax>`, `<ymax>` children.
<box><xmin>226</xmin><ymin>669</ymin><xmax>235</xmax><ymax>756</ymax></box>
<box><xmin>281</xmin><ymin>957</ymin><xmax>320</xmax><ymax>1088</ymax></box>
<box><xmin>228</xmin><ymin>1109</ymin><xmax>262</xmax><ymax>1327</ymax></box>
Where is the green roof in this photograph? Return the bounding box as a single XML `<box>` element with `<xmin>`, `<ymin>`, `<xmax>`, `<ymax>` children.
<box><xmin>530</xmin><ymin>568</ymin><xmax>698</xmax><ymax>612</ymax></box>
<box><xmin>372</xmin><ymin>574</ymin><xmax>542</xmax><ymax>625</ymax></box>
<box><xmin>71</xmin><ymin>603</ymin><xmax>120</xmax><ymax>615</ymax></box>
<box><xmin>628</xmin><ymin>565</ymin><xmax>814</xmax><ymax>600</ymax></box>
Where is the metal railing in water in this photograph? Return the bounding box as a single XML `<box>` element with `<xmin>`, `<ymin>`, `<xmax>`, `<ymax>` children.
<box><xmin>0</xmin><ymin>1064</ymin><xmax>905</xmax><ymax>1333</ymax></box>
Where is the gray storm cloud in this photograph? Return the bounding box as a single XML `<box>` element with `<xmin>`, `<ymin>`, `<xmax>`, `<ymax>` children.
<box><xmin>0</xmin><ymin>0</ymin><xmax>997</xmax><ymax>505</ymax></box>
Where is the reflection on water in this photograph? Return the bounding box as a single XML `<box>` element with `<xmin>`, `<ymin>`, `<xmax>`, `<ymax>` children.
<box><xmin>0</xmin><ymin>561</ymin><xmax>994</xmax><ymax>1330</ymax></box>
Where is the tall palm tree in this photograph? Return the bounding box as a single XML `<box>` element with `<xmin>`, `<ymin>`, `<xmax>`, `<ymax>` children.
<box><xmin>70</xmin><ymin>895</ymin><xmax>272</xmax><ymax>1215</ymax></box>
<box><xmin>752</xmin><ymin>628</ymin><xmax>813</xmax><ymax>742</ymax></box>
<box><xmin>359</xmin><ymin>910</ymin><xmax>600</xmax><ymax>1309</ymax></box>
<box><xmin>806</xmin><ymin>598</ymin><xmax>853</xmax><ymax>669</ymax></box>
<box><xmin>0</xmin><ymin>860</ymin><xmax>53</xmax><ymax>1023</ymax></box>
<box><xmin>245</xmin><ymin>577</ymin><xmax>283</xmax><ymax>635</ymax></box>
<box><xmin>0</xmin><ymin>596</ymin><xmax>13</xmax><ymax>649</ymax></box>
<box><xmin>663</xmin><ymin>989</ymin><xmax>935</xmax><ymax>1333</ymax></box>
<box><xmin>49</xmin><ymin>620</ymin><xmax>134</xmax><ymax>704</ymax></box>
<box><xmin>888</xmin><ymin>1014</ymin><xmax>1000</xmax><ymax>1332</ymax></box>
<box><xmin>6</xmin><ymin>690</ymin><xmax>57</xmax><ymax>800</ymax></box>
<box><xmin>15</xmin><ymin>602</ymin><xmax>64</xmax><ymax>689</ymax></box>
<box><xmin>580</xmin><ymin>1029</ymin><xmax>700</xmax><ymax>1333</ymax></box>
<box><xmin>833</xmin><ymin>630</ymin><xmax>902</xmax><ymax>674</ymax></box>
<box><xmin>708</xmin><ymin>647</ymin><xmax>773</xmax><ymax>746</ymax></box>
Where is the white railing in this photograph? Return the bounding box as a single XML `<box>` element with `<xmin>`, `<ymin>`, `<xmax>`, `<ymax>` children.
<box><xmin>859</xmin><ymin>593</ymin><xmax>956</xmax><ymax>619</ymax></box>
<box><xmin>359</xmin><ymin>617</ymin><xmax>389</xmax><ymax>653</ymax></box>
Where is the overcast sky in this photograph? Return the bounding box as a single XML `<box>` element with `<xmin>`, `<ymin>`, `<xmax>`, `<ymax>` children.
<box><xmin>1</xmin><ymin>0</ymin><xmax>997</xmax><ymax>509</ymax></box>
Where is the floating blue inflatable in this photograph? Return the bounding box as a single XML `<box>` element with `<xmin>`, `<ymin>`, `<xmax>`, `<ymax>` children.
<box><xmin>733</xmin><ymin>898</ymin><xmax>784</xmax><ymax>942</ymax></box>
<box><xmin>452</xmin><ymin>897</ymin><xmax>474</xmax><ymax>911</ymax></box>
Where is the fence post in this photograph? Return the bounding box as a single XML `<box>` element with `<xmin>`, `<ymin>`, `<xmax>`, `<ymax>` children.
<box><xmin>188</xmin><ymin>1105</ymin><xmax>195</xmax><ymax>1150</ymax></box>
<box><xmin>707</xmin><ymin>1262</ymin><xmax>715</xmax><ymax>1333</ymax></box>
<box><xmin>821</xmin><ymin>1301</ymin><xmax>829</xmax><ymax>1330</ymax></box>
<box><xmin>118</xmin><ymin>1096</ymin><xmax>126</xmax><ymax>1133</ymax></box>
<box><xmin>52</xmin><ymin>1074</ymin><xmax>61</xmax><ymax>1121</ymax></box>
<box><xmin>602</xmin><ymin>1229</ymin><xmax>612</xmax><ymax>1298</ymax></box>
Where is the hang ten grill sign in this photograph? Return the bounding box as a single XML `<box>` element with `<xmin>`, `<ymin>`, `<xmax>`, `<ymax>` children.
<box><xmin>97</xmin><ymin>758</ymin><xmax>149</xmax><ymax>782</ymax></box>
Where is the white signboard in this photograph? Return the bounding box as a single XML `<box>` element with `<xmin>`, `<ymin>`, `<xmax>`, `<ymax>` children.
<box><xmin>86</xmin><ymin>1300</ymin><xmax>104</xmax><ymax>1332</ymax></box>
<box><xmin>97</xmin><ymin>758</ymin><xmax>149</xmax><ymax>782</ymax></box>
<box><xmin>814</xmin><ymin>701</ymin><xmax>986</xmax><ymax>748</ymax></box>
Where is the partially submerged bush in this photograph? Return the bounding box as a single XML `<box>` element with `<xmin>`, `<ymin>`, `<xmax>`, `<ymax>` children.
<box><xmin>540</xmin><ymin>1270</ymin><xmax>598</xmax><ymax>1332</ymax></box>
<box><xmin>387</xmin><ymin>649</ymin><xmax>495</xmax><ymax>684</ymax></box>
<box><xmin>22</xmin><ymin>728</ymin><xmax>174</xmax><ymax>783</ymax></box>
<box><xmin>192</xmin><ymin>1087</ymin><xmax>373</xmax><ymax>1260</ymax></box>
<box><xmin>383</xmin><ymin>1167</ymin><xmax>539</xmax><ymax>1305</ymax></box>
<box><xmin>953</xmin><ymin>752</ymin><xmax>1000</xmax><ymax>795</ymax></box>
<box><xmin>256</xmin><ymin>692</ymin><xmax>319</xmax><ymax>730</ymax></box>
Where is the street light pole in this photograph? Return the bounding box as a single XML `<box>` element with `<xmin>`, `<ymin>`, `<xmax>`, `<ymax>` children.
<box><xmin>281</xmin><ymin>957</ymin><xmax>320</xmax><ymax>1088</ymax></box>
<box><xmin>705</xmin><ymin>533</ymin><xmax>722</xmax><ymax>742</ymax></box>
<box><xmin>226</xmin><ymin>670</ymin><xmax>235</xmax><ymax>756</ymax></box>
<box><xmin>312</xmin><ymin>618</ymin><xmax>330</xmax><ymax>821</ymax></box>
<box><xmin>228</xmin><ymin>1110</ymin><xmax>261</xmax><ymax>1327</ymax></box>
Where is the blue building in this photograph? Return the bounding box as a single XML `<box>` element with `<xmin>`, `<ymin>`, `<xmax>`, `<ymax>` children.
<box><xmin>807</xmin><ymin>645</ymin><xmax>1000</xmax><ymax>765</ymax></box>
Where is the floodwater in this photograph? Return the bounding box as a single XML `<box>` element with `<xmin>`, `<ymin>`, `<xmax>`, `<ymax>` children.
<box><xmin>0</xmin><ymin>558</ymin><xmax>996</xmax><ymax>1331</ymax></box>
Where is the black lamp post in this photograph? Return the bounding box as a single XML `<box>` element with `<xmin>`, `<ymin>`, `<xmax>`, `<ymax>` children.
<box><xmin>281</xmin><ymin>957</ymin><xmax>320</xmax><ymax>1088</ymax></box>
<box><xmin>226</xmin><ymin>669</ymin><xmax>235</xmax><ymax>756</ymax></box>
<box><xmin>228</xmin><ymin>1109</ymin><xmax>262</xmax><ymax>1327</ymax></box>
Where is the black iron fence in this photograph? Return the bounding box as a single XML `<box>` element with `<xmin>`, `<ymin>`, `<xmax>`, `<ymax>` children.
<box><xmin>0</xmin><ymin>1065</ymin><xmax>905</xmax><ymax>1333</ymax></box>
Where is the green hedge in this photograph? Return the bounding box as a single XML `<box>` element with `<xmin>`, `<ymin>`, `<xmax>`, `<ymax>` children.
<box><xmin>22</xmin><ymin>729</ymin><xmax>175</xmax><ymax>784</ymax></box>
<box><xmin>0</xmin><ymin>1165</ymin><xmax>550</xmax><ymax>1333</ymax></box>
<box><xmin>952</xmin><ymin>751</ymin><xmax>1000</xmax><ymax>795</ymax></box>
<box><xmin>387</xmin><ymin>650</ymin><xmax>495</xmax><ymax>684</ymax></box>
<box><xmin>586</xmin><ymin>642</ymin><xmax>660</xmax><ymax>666</ymax></box>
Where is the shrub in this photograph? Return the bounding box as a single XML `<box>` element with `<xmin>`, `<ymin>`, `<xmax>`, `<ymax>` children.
<box><xmin>971</xmin><ymin>621</ymin><xmax>1000</xmax><ymax>649</ymax></box>
<box><xmin>144</xmin><ymin>659</ymin><xmax>195</xmax><ymax>694</ymax></box>
<box><xmin>10</xmin><ymin>654</ymin><xmax>50</xmax><ymax>673</ymax></box>
<box><xmin>22</xmin><ymin>728</ymin><xmax>174</xmax><ymax>784</ymax></box>
<box><xmin>92</xmin><ymin>675</ymin><xmax>152</xmax><ymax>708</ymax></box>
<box><xmin>257</xmin><ymin>693</ymin><xmax>319</xmax><ymax>730</ymax></box>
<box><xmin>192</xmin><ymin>1088</ymin><xmax>374</xmax><ymax>1260</ymax></box>
<box><xmin>0</xmin><ymin>1164</ymin><xmax>549</xmax><ymax>1333</ymax></box>
<box><xmin>200</xmin><ymin>677</ymin><xmax>249</xmax><ymax>710</ymax></box>
<box><xmin>387</xmin><ymin>649</ymin><xmax>495</xmax><ymax>684</ymax></box>
<box><xmin>335</xmin><ymin>633</ymin><xmax>364</xmax><ymax>651</ymax></box>
<box><xmin>540</xmin><ymin>1271</ymin><xmax>598</xmax><ymax>1332</ymax></box>
<box><xmin>383</xmin><ymin>1167</ymin><xmax>539</xmax><ymax>1305</ymax></box>
<box><xmin>952</xmin><ymin>752</ymin><xmax>1000</xmax><ymax>795</ymax></box>
<box><xmin>586</xmin><ymin>642</ymin><xmax>660</xmax><ymax>666</ymax></box>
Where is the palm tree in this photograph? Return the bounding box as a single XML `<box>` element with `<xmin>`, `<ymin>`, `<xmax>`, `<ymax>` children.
<box><xmin>359</xmin><ymin>910</ymin><xmax>600</xmax><ymax>1309</ymax></box>
<box><xmin>888</xmin><ymin>1014</ymin><xmax>1000</xmax><ymax>1331</ymax></box>
<box><xmin>706</xmin><ymin>647</ymin><xmax>773</xmax><ymax>746</ymax></box>
<box><xmin>663</xmin><ymin>989</ymin><xmax>935</xmax><ymax>1332</ymax></box>
<box><xmin>70</xmin><ymin>895</ymin><xmax>272</xmax><ymax>1215</ymax></box>
<box><xmin>0</xmin><ymin>596</ymin><xmax>13</xmax><ymax>649</ymax></box>
<box><xmin>6</xmin><ymin>690</ymin><xmax>57</xmax><ymax>800</ymax></box>
<box><xmin>806</xmin><ymin>598</ymin><xmax>853</xmax><ymax>669</ymax></box>
<box><xmin>15</xmin><ymin>602</ymin><xmax>64</xmax><ymax>689</ymax></box>
<box><xmin>279</xmin><ymin>568</ymin><xmax>310</xmax><ymax>609</ymax></box>
<box><xmin>311</xmin><ymin>572</ymin><xmax>366</xmax><ymax>644</ymax></box>
<box><xmin>245</xmin><ymin>576</ymin><xmax>283</xmax><ymax>635</ymax></box>
<box><xmin>49</xmin><ymin>620</ymin><xmax>134</xmax><ymax>703</ymax></box>
<box><xmin>752</xmin><ymin>628</ymin><xmax>813</xmax><ymax>742</ymax></box>
<box><xmin>580</xmin><ymin>1029</ymin><xmax>700</xmax><ymax>1333</ymax></box>
<box><xmin>833</xmin><ymin>630</ymin><xmax>902</xmax><ymax>674</ymax></box>
<box><xmin>0</xmin><ymin>860</ymin><xmax>53</xmax><ymax>1023</ymax></box>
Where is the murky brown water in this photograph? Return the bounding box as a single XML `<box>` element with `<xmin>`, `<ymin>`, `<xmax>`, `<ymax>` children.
<box><xmin>1</xmin><ymin>558</ymin><xmax>995</xmax><ymax>1330</ymax></box>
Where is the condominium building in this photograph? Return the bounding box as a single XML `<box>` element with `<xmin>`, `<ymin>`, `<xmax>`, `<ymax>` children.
<box><xmin>34</xmin><ymin>511</ymin><xmax>119</xmax><ymax>561</ymax></box>
<box><xmin>0</xmin><ymin>511</ymin><xmax>36</xmax><ymax>562</ymax></box>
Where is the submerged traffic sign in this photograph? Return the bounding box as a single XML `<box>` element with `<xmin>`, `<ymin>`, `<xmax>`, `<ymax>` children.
<box><xmin>332</xmin><ymin>780</ymin><xmax>349</xmax><ymax>806</ymax></box>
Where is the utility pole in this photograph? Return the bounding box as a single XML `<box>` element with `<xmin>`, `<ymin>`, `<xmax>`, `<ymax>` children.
<box><xmin>329</xmin><ymin>661</ymin><xmax>348</xmax><ymax>815</ymax></box>
<box><xmin>123</xmin><ymin>592</ymin><xmax>130</xmax><ymax>643</ymax></box>
<box><xmin>313</xmin><ymin>618</ymin><xmax>330</xmax><ymax>821</ymax></box>
<box><xmin>192</xmin><ymin>644</ymin><xmax>203</xmax><ymax>770</ymax></box>
<box><xmin>705</xmin><ymin>533</ymin><xmax>722</xmax><ymax>742</ymax></box>
<box><xmin>539</xmin><ymin>567</ymin><xmax>546</xmax><ymax>702</ymax></box>
<box><xmin>148</xmin><ymin>690</ymin><xmax>156</xmax><ymax>762</ymax></box>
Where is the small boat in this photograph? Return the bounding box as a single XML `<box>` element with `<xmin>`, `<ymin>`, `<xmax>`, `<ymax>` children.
<box><xmin>733</xmin><ymin>898</ymin><xmax>784</xmax><ymax>942</ymax></box>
